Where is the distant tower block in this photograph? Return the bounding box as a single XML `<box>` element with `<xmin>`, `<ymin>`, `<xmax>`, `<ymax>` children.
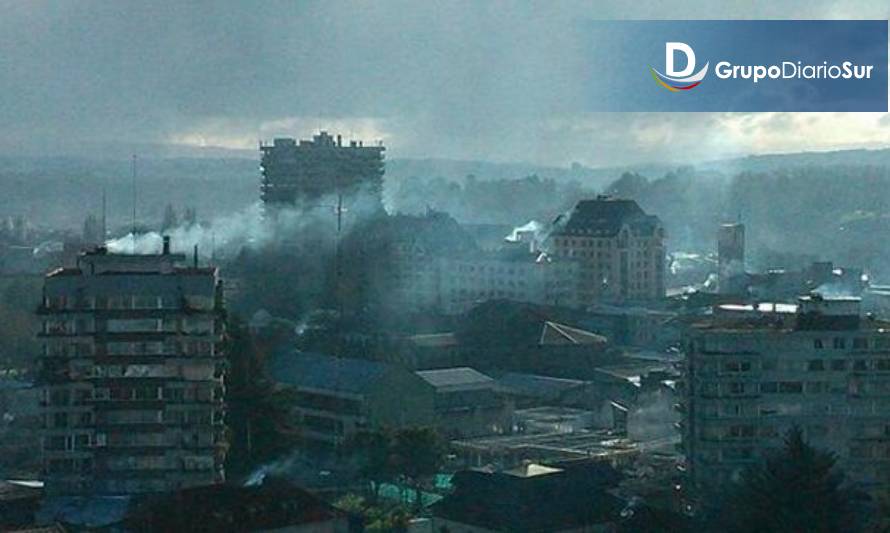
<box><xmin>259</xmin><ymin>131</ymin><xmax>385</xmax><ymax>211</ymax></box>
<box><xmin>717</xmin><ymin>223</ymin><xmax>746</xmax><ymax>294</ymax></box>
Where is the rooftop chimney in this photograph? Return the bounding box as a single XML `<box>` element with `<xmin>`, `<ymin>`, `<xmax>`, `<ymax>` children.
<box><xmin>162</xmin><ymin>236</ymin><xmax>171</xmax><ymax>255</ymax></box>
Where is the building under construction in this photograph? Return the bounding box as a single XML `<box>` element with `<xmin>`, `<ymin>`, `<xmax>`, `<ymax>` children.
<box><xmin>259</xmin><ymin>131</ymin><xmax>385</xmax><ymax>210</ymax></box>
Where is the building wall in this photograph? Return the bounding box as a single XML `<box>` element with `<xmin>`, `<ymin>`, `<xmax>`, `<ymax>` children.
<box><xmin>38</xmin><ymin>252</ymin><xmax>226</xmax><ymax>495</ymax></box>
<box><xmin>549</xmin><ymin>226</ymin><xmax>665</xmax><ymax>304</ymax></box>
<box><xmin>384</xmin><ymin>250</ymin><xmax>579</xmax><ymax>315</ymax></box>
<box><xmin>683</xmin><ymin>325</ymin><xmax>890</xmax><ymax>489</ymax></box>
<box><xmin>260</xmin><ymin>133</ymin><xmax>384</xmax><ymax>209</ymax></box>
<box><xmin>290</xmin><ymin>369</ymin><xmax>436</xmax><ymax>447</ymax></box>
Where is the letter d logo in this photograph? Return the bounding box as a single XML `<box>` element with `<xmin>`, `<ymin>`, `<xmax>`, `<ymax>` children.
<box><xmin>651</xmin><ymin>42</ymin><xmax>709</xmax><ymax>92</ymax></box>
<box><xmin>666</xmin><ymin>42</ymin><xmax>695</xmax><ymax>77</ymax></box>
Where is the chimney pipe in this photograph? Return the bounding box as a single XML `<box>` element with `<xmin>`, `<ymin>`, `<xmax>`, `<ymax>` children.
<box><xmin>193</xmin><ymin>245</ymin><xmax>198</xmax><ymax>268</ymax></box>
<box><xmin>162</xmin><ymin>236</ymin><xmax>170</xmax><ymax>255</ymax></box>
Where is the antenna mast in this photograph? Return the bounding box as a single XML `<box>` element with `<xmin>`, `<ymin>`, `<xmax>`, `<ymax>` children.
<box><xmin>131</xmin><ymin>154</ymin><xmax>137</xmax><ymax>252</ymax></box>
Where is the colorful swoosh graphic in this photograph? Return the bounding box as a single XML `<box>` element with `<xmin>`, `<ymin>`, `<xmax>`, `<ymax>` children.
<box><xmin>650</xmin><ymin>62</ymin><xmax>709</xmax><ymax>92</ymax></box>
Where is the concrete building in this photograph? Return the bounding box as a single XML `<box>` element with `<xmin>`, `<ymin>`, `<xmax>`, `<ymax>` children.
<box><xmin>269</xmin><ymin>353</ymin><xmax>514</xmax><ymax>446</ymax></box>
<box><xmin>717</xmin><ymin>222</ymin><xmax>745</xmax><ymax>295</ymax></box>
<box><xmin>416</xmin><ymin>367</ymin><xmax>513</xmax><ymax>439</ymax></box>
<box><xmin>268</xmin><ymin>351</ymin><xmax>435</xmax><ymax>447</ymax></box>
<box><xmin>260</xmin><ymin>131</ymin><xmax>385</xmax><ymax>210</ymax></box>
<box><xmin>440</xmin><ymin>247</ymin><xmax>579</xmax><ymax>314</ymax></box>
<box><xmin>37</xmin><ymin>240</ymin><xmax>226</xmax><ymax>495</ymax></box>
<box><xmin>682</xmin><ymin>294</ymin><xmax>890</xmax><ymax>490</ymax></box>
<box><xmin>548</xmin><ymin>197</ymin><xmax>666</xmax><ymax>304</ymax></box>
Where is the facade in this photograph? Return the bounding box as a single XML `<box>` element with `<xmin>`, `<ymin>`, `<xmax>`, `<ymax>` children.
<box><xmin>268</xmin><ymin>351</ymin><xmax>435</xmax><ymax>447</ymax></box>
<box><xmin>38</xmin><ymin>240</ymin><xmax>226</xmax><ymax>495</ymax></box>
<box><xmin>260</xmin><ymin>131</ymin><xmax>385</xmax><ymax>209</ymax></box>
<box><xmin>415</xmin><ymin>367</ymin><xmax>513</xmax><ymax>439</ymax></box>
<box><xmin>682</xmin><ymin>295</ymin><xmax>890</xmax><ymax>490</ymax></box>
<box><xmin>548</xmin><ymin>196</ymin><xmax>666</xmax><ymax>305</ymax></box>
<box><xmin>440</xmin><ymin>247</ymin><xmax>579</xmax><ymax>314</ymax></box>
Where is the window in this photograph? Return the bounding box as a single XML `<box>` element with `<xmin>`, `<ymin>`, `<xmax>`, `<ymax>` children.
<box><xmin>831</xmin><ymin>360</ymin><xmax>847</xmax><ymax>371</ymax></box>
<box><xmin>876</xmin><ymin>359</ymin><xmax>890</xmax><ymax>371</ymax></box>
<box><xmin>808</xmin><ymin>360</ymin><xmax>825</xmax><ymax>371</ymax></box>
<box><xmin>854</xmin><ymin>359</ymin><xmax>869</xmax><ymax>371</ymax></box>
<box><xmin>728</xmin><ymin>425</ymin><xmax>755</xmax><ymax>438</ymax></box>
<box><xmin>728</xmin><ymin>382</ymin><xmax>746</xmax><ymax>395</ymax></box>
<box><xmin>779</xmin><ymin>382</ymin><xmax>803</xmax><ymax>394</ymax></box>
<box><xmin>853</xmin><ymin>338</ymin><xmax>869</xmax><ymax>350</ymax></box>
<box><xmin>761</xmin><ymin>359</ymin><xmax>777</xmax><ymax>371</ymax></box>
<box><xmin>833</xmin><ymin>338</ymin><xmax>847</xmax><ymax>350</ymax></box>
<box><xmin>806</xmin><ymin>382</ymin><xmax>826</xmax><ymax>394</ymax></box>
<box><xmin>814</xmin><ymin>339</ymin><xmax>824</xmax><ymax>349</ymax></box>
<box><xmin>760</xmin><ymin>382</ymin><xmax>778</xmax><ymax>393</ymax></box>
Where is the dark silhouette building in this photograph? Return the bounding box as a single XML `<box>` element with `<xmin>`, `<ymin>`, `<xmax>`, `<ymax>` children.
<box><xmin>260</xmin><ymin>131</ymin><xmax>385</xmax><ymax>210</ymax></box>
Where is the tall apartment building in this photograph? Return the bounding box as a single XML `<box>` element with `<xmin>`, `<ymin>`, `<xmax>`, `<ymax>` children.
<box><xmin>37</xmin><ymin>239</ymin><xmax>226</xmax><ymax>495</ymax></box>
<box><xmin>259</xmin><ymin>131</ymin><xmax>385</xmax><ymax>210</ymax></box>
<box><xmin>682</xmin><ymin>295</ymin><xmax>890</xmax><ymax>491</ymax></box>
<box><xmin>548</xmin><ymin>197</ymin><xmax>666</xmax><ymax>304</ymax></box>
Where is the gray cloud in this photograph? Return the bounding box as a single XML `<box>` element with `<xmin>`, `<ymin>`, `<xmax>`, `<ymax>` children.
<box><xmin>0</xmin><ymin>1</ymin><xmax>887</xmax><ymax>166</ymax></box>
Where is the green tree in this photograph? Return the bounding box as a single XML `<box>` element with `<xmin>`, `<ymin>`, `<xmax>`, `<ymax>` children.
<box><xmin>224</xmin><ymin>315</ymin><xmax>300</xmax><ymax>476</ymax></box>
<box><xmin>391</xmin><ymin>427</ymin><xmax>442</xmax><ymax>511</ymax></box>
<box><xmin>344</xmin><ymin>429</ymin><xmax>395</xmax><ymax>502</ymax></box>
<box><xmin>705</xmin><ymin>426</ymin><xmax>852</xmax><ymax>533</ymax></box>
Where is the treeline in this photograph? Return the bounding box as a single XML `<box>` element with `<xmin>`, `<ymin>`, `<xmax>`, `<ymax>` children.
<box><xmin>608</xmin><ymin>165</ymin><xmax>890</xmax><ymax>279</ymax></box>
<box><xmin>386</xmin><ymin>173</ymin><xmax>594</xmax><ymax>225</ymax></box>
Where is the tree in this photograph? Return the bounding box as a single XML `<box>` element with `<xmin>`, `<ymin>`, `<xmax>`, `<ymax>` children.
<box><xmin>224</xmin><ymin>315</ymin><xmax>300</xmax><ymax>476</ymax></box>
<box><xmin>703</xmin><ymin>426</ymin><xmax>853</xmax><ymax>533</ymax></box>
<box><xmin>344</xmin><ymin>429</ymin><xmax>395</xmax><ymax>502</ymax></box>
<box><xmin>391</xmin><ymin>427</ymin><xmax>442</xmax><ymax>511</ymax></box>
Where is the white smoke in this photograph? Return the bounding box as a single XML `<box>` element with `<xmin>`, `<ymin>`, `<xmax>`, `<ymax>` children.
<box><xmin>505</xmin><ymin>220</ymin><xmax>544</xmax><ymax>243</ymax></box>
<box><xmin>105</xmin><ymin>191</ymin><xmax>365</xmax><ymax>258</ymax></box>
<box><xmin>243</xmin><ymin>451</ymin><xmax>304</xmax><ymax>487</ymax></box>
<box><xmin>106</xmin><ymin>202</ymin><xmax>267</xmax><ymax>256</ymax></box>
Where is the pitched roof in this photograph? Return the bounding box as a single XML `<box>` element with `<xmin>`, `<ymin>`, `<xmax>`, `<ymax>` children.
<box><xmin>416</xmin><ymin>367</ymin><xmax>494</xmax><ymax>391</ymax></box>
<box><xmin>539</xmin><ymin>321</ymin><xmax>608</xmax><ymax>346</ymax></box>
<box><xmin>268</xmin><ymin>351</ymin><xmax>390</xmax><ymax>394</ymax></box>
<box><xmin>552</xmin><ymin>197</ymin><xmax>660</xmax><ymax>237</ymax></box>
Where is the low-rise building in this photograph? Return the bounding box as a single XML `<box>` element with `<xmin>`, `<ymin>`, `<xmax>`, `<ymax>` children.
<box><xmin>416</xmin><ymin>367</ymin><xmax>512</xmax><ymax>439</ymax></box>
<box><xmin>682</xmin><ymin>294</ymin><xmax>890</xmax><ymax>490</ymax></box>
<box><xmin>268</xmin><ymin>352</ymin><xmax>435</xmax><ymax>448</ymax></box>
<box><xmin>269</xmin><ymin>353</ymin><xmax>514</xmax><ymax>446</ymax></box>
<box><xmin>430</xmin><ymin>462</ymin><xmax>624</xmax><ymax>532</ymax></box>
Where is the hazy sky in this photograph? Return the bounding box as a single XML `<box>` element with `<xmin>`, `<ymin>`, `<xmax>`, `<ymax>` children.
<box><xmin>1</xmin><ymin>0</ymin><xmax>888</xmax><ymax>166</ymax></box>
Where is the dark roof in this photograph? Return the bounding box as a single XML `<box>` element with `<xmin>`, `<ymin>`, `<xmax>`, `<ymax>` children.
<box><xmin>552</xmin><ymin>197</ymin><xmax>660</xmax><ymax>237</ymax></box>
<box><xmin>496</xmin><ymin>372</ymin><xmax>586</xmax><ymax>399</ymax></box>
<box><xmin>124</xmin><ymin>479</ymin><xmax>346</xmax><ymax>532</ymax></box>
<box><xmin>268</xmin><ymin>351</ymin><xmax>390</xmax><ymax>394</ymax></box>
<box><xmin>431</xmin><ymin>466</ymin><xmax>624</xmax><ymax>531</ymax></box>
